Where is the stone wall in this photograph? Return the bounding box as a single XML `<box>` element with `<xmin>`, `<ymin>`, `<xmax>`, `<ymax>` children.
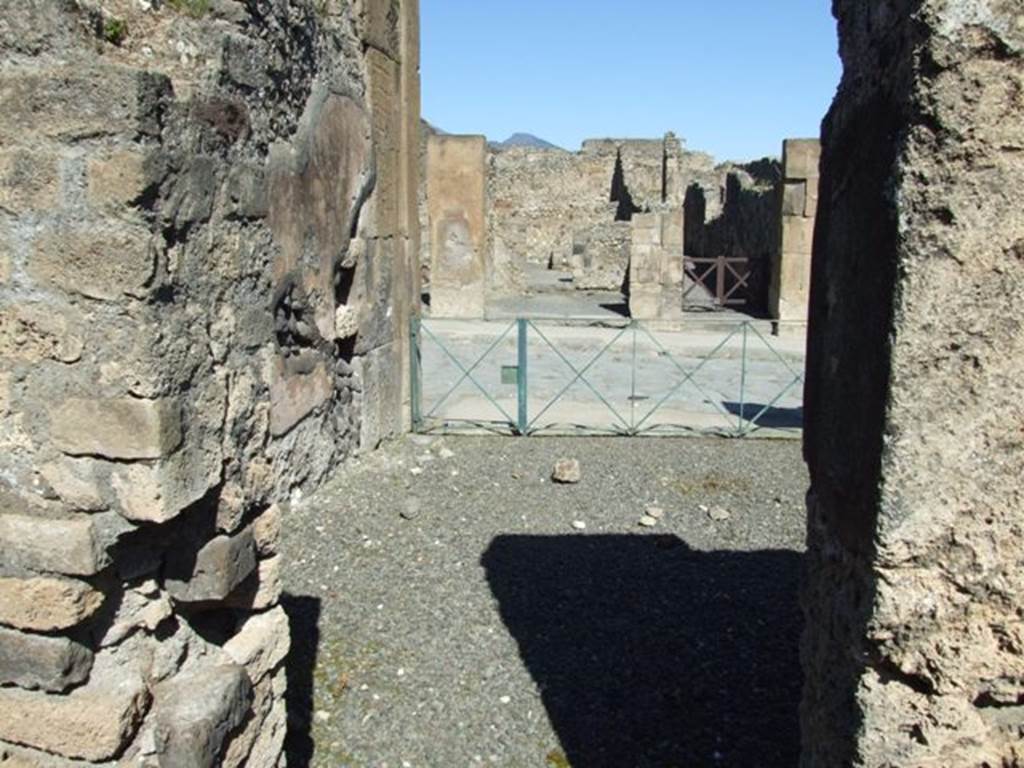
<box><xmin>770</xmin><ymin>139</ymin><xmax>819</xmax><ymax>323</ymax></box>
<box><xmin>0</xmin><ymin>0</ymin><xmax>419</xmax><ymax>765</ymax></box>
<box><xmin>483</xmin><ymin>134</ymin><xmax>723</xmax><ymax>295</ymax></box>
<box><xmin>802</xmin><ymin>2</ymin><xmax>1023</xmax><ymax>766</ymax></box>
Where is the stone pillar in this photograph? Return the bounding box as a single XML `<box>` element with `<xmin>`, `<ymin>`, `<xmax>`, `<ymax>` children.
<box><xmin>628</xmin><ymin>210</ymin><xmax>684</xmax><ymax>321</ymax></box>
<box><xmin>0</xmin><ymin>1</ymin><xmax>420</xmax><ymax>765</ymax></box>
<box><xmin>426</xmin><ymin>135</ymin><xmax>488</xmax><ymax>318</ymax></box>
<box><xmin>770</xmin><ymin>139</ymin><xmax>820</xmax><ymax>324</ymax></box>
<box><xmin>802</xmin><ymin>3</ymin><xmax>1024</xmax><ymax>767</ymax></box>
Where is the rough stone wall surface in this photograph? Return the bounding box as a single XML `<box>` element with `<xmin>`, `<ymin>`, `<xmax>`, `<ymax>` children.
<box><xmin>426</xmin><ymin>134</ymin><xmax>487</xmax><ymax>318</ymax></box>
<box><xmin>802</xmin><ymin>2</ymin><xmax>1024</xmax><ymax>766</ymax></box>
<box><xmin>770</xmin><ymin>140</ymin><xmax>819</xmax><ymax>322</ymax></box>
<box><xmin>570</xmin><ymin>221</ymin><xmax>631</xmax><ymax>291</ymax></box>
<box><xmin>0</xmin><ymin>0</ymin><xmax>418</xmax><ymax>765</ymax></box>
<box><xmin>482</xmin><ymin>135</ymin><xmax>723</xmax><ymax>295</ymax></box>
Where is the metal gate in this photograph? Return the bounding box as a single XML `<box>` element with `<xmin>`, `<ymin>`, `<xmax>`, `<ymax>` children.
<box><xmin>410</xmin><ymin>317</ymin><xmax>804</xmax><ymax>438</ymax></box>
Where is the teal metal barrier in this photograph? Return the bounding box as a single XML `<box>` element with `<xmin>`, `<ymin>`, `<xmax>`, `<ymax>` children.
<box><xmin>410</xmin><ymin>317</ymin><xmax>804</xmax><ymax>438</ymax></box>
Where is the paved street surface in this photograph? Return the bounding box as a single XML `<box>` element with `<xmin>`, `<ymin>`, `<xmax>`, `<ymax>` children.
<box><xmin>282</xmin><ymin>435</ymin><xmax>808</xmax><ymax>767</ymax></box>
<box><xmin>418</xmin><ymin>319</ymin><xmax>805</xmax><ymax>437</ymax></box>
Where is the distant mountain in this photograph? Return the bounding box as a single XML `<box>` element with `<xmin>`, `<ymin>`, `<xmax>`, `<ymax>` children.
<box><xmin>491</xmin><ymin>132</ymin><xmax>563</xmax><ymax>151</ymax></box>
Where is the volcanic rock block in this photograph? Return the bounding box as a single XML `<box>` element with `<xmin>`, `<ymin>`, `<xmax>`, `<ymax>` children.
<box><xmin>0</xmin><ymin>512</ymin><xmax>106</xmax><ymax>577</ymax></box>
<box><xmin>0</xmin><ymin>667</ymin><xmax>149</xmax><ymax>761</ymax></box>
<box><xmin>0</xmin><ymin>576</ymin><xmax>103</xmax><ymax>632</ymax></box>
<box><xmin>153</xmin><ymin>664</ymin><xmax>253</xmax><ymax>768</ymax></box>
<box><xmin>166</xmin><ymin>528</ymin><xmax>257</xmax><ymax>604</ymax></box>
<box><xmin>49</xmin><ymin>397</ymin><xmax>182</xmax><ymax>461</ymax></box>
<box><xmin>0</xmin><ymin>625</ymin><xmax>92</xmax><ymax>692</ymax></box>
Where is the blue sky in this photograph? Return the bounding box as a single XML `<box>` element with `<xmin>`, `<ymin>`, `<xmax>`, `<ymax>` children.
<box><xmin>421</xmin><ymin>1</ymin><xmax>842</xmax><ymax>162</ymax></box>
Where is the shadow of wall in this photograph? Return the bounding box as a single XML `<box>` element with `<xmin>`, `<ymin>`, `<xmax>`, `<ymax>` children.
<box><xmin>482</xmin><ymin>534</ymin><xmax>803</xmax><ymax>767</ymax></box>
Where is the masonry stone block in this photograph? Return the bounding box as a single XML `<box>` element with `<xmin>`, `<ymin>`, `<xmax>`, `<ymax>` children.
<box><xmin>0</xmin><ymin>304</ymin><xmax>84</xmax><ymax>364</ymax></box>
<box><xmin>39</xmin><ymin>458</ymin><xmax>106</xmax><ymax>512</ymax></box>
<box><xmin>782</xmin><ymin>138</ymin><xmax>820</xmax><ymax>180</ymax></box>
<box><xmin>49</xmin><ymin>397</ymin><xmax>181</xmax><ymax>461</ymax></box>
<box><xmin>780</xmin><ymin>214</ymin><xmax>815</xmax><ymax>254</ymax></box>
<box><xmin>269</xmin><ymin>358</ymin><xmax>334</xmax><ymax>438</ymax></box>
<box><xmin>226</xmin><ymin>555</ymin><xmax>282</xmax><ymax>612</ymax></box>
<box><xmin>359</xmin><ymin>0</ymin><xmax>402</xmax><ymax>59</ymax></box>
<box><xmin>30</xmin><ymin>224</ymin><xmax>157</xmax><ymax>301</ymax></box>
<box><xmin>86</xmin><ymin>149</ymin><xmax>154</xmax><ymax>208</ymax></box>
<box><xmin>0</xmin><ymin>512</ymin><xmax>106</xmax><ymax>577</ymax></box>
<box><xmin>0</xmin><ymin>667</ymin><xmax>149</xmax><ymax>761</ymax></box>
<box><xmin>109</xmin><ymin>442</ymin><xmax>222</xmax><ymax>525</ymax></box>
<box><xmin>166</xmin><ymin>527</ymin><xmax>256</xmax><ymax>603</ymax></box>
<box><xmin>153</xmin><ymin>664</ymin><xmax>252</xmax><ymax>768</ymax></box>
<box><xmin>781</xmin><ymin>181</ymin><xmax>807</xmax><ymax>217</ymax></box>
<box><xmin>0</xmin><ymin>150</ymin><xmax>59</xmax><ymax>214</ymax></box>
<box><xmin>0</xmin><ymin>625</ymin><xmax>92</xmax><ymax>692</ymax></box>
<box><xmin>251</xmin><ymin>504</ymin><xmax>281</xmax><ymax>557</ymax></box>
<box><xmin>0</xmin><ymin>576</ymin><xmax>103</xmax><ymax>632</ymax></box>
<box><xmin>223</xmin><ymin>606</ymin><xmax>290</xmax><ymax>685</ymax></box>
<box><xmin>0</xmin><ymin>65</ymin><xmax>169</xmax><ymax>143</ymax></box>
<box><xmin>366</xmin><ymin>48</ymin><xmax>402</xmax><ymax>239</ymax></box>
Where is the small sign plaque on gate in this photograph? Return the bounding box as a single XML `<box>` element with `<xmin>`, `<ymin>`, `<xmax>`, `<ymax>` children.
<box><xmin>501</xmin><ymin>365</ymin><xmax>519</xmax><ymax>385</ymax></box>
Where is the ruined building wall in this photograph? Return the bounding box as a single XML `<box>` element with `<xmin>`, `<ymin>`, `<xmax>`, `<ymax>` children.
<box><xmin>483</xmin><ymin>135</ymin><xmax>723</xmax><ymax>294</ymax></box>
<box><xmin>0</xmin><ymin>0</ymin><xmax>419</xmax><ymax>764</ymax></box>
<box><xmin>802</xmin><ymin>1</ymin><xmax>1024</xmax><ymax>766</ymax></box>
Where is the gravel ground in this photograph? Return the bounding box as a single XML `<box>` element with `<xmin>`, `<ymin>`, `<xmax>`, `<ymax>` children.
<box><xmin>281</xmin><ymin>436</ymin><xmax>809</xmax><ymax>768</ymax></box>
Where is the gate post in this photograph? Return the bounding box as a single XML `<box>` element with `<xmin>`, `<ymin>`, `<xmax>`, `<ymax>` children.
<box><xmin>409</xmin><ymin>316</ymin><xmax>422</xmax><ymax>433</ymax></box>
<box><xmin>516</xmin><ymin>318</ymin><xmax>528</xmax><ymax>435</ymax></box>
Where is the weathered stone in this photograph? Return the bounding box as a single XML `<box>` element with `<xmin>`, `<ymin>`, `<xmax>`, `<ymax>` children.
<box><xmin>0</xmin><ymin>150</ymin><xmax>59</xmax><ymax>214</ymax></box>
<box><xmin>801</xmin><ymin>3</ymin><xmax>1024</xmax><ymax>766</ymax></box>
<box><xmin>0</xmin><ymin>65</ymin><xmax>169</xmax><ymax>143</ymax></box>
<box><xmin>0</xmin><ymin>576</ymin><xmax>103</xmax><ymax>632</ymax></box>
<box><xmin>153</xmin><ymin>664</ymin><xmax>252</xmax><ymax>768</ymax></box>
<box><xmin>269</xmin><ymin>358</ymin><xmax>333</xmax><ymax>437</ymax></box>
<box><xmin>86</xmin><ymin>149</ymin><xmax>154</xmax><ymax>207</ymax></box>
<box><xmin>426</xmin><ymin>134</ymin><xmax>487</xmax><ymax>318</ymax></box>
<box><xmin>29</xmin><ymin>224</ymin><xmax>157</xmax><ymax>301</ymax></box>
<box><xmin>221</xmin><ymin>671</ymin><xmax>287</xmax><ymax>768</ymax></box>
<box><xmin>0</xmin><ymin>625</ymin><xmax>92</xmax><ymax>692</ymax></box>
<box><xmin>0</xmin><ymin>228</ymin><xmax>10</xmax><ymax>285</ymax></box>
<box><xmin>109</xmin><ymin>462</ymin><xmax>193</xmax><ymax>524</ymax></box>
<box><xmin>782</xmin><ymin>138</ymin><xmax>820</xmax><ymax>180</ymax></box>
<box><xmin>0</xmin><ymin>304</ymin><xmax>84</xmax><ymax>364</ymax></box>
<box><xmin>551</xmin><ymin>458</ymin><xmax>581</xmax><ymax>484</ymax></box>
<box><xmin>0</xmin><ymin>513</ymin><xmax>106</xmax><ymax>577</ymax></box>
<box><xmin>99</xmin><ymin>581</ymin><xmax>172</xmax><ymax>647</ymax></box>
<box><xmin>166</xmin><ymin>527</ymin><xmax>256</xmax><ymax>603</ymax></box>
<box><xmin>49</xmin><ymin>397</ymin><xmax>181</xmax><ymax>460</ymax></box>
<box><xmin>226</xmin><ymin>555</ymin><xmax>282</xmax><ymax>611</ymax></box>
<box><xmin>224</xmin><ymin>606</ymin><xmax>290</xmax><ymax>684</ymax></box>
<box><xmin>251</xmin><ymin>504</ymin><xmax>281</xmax><ymax>557</ymax></box>
<box><xmin>335</xmin><ymin>303</ymin><xmax>359</xmax><ymax>339</ymax></box>
<box><xmin>38</xmin><ymin>458</ymin><xmax>105</xmax><ymax>511</ymax></box>
<box><xmin>0</xmin><ymin>666</ymin><xmax>149</xmax><ymax>761</ymax></box>
<box><xmin>780</xmin><ymin>181</ymin><xmax>806</xmax><ymax>217</ymax></box>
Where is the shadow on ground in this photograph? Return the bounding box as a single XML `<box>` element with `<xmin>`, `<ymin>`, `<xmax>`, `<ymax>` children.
<box><xmin>281</xmin><ymin>593</ymin><xmax>321</xmax><ymax>767</ymax></box>
<box><xmin>481</xmin><ymin>535</ymin><xmax>803</xmax><ymax>768</ymax></box>
<box><xmin>724</xmin><ymin>401</ymin><xmax>804</xmax><ymax>429</ymax></box>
